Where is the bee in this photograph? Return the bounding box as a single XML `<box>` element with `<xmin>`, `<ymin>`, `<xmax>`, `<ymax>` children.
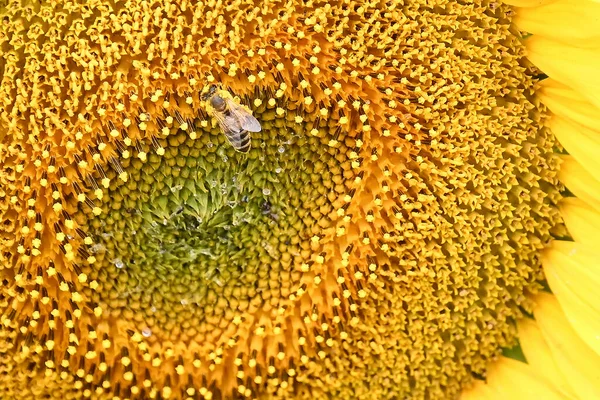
<box><xmin>202</xmin><ymin>84</ymin><xmax>262</xmax><ymax>153</ymax></box>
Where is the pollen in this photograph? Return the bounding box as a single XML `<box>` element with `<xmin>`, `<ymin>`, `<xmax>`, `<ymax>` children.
<box><xmin>0</xmin><ymin>1</ymin><xmax>562</xmax><ymax>399</ymax></box>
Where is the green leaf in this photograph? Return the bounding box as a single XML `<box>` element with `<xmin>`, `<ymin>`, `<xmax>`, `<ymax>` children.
<box><xmin>502</xmin><ymin>341</ymin><xmax>527</xmax><ymax>363</ymax></box>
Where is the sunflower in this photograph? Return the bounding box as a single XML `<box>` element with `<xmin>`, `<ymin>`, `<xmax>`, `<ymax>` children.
<box><xmin>0</xmin><ymin>0</ymin><xmax>598</xmax><ymax>398</ymax></box>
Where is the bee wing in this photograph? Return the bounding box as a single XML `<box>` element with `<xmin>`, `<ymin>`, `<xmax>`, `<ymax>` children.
<box><xmin>211</xmin><ymin>109</ymin><xmax>241</xmax><ymax>136</ymax></box>
<box><xmin>211</xmin><ymin>110</ymin><xmax>250</xmax><ymax>152</ymax></box>
<box><xmin>226</xmin><ymin>99</ymin><xmax>262</xmax><ymax>132</ymax></box>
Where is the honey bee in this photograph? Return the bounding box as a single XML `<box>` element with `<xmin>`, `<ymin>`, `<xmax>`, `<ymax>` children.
<box><xmin>202</xmin><ymin>84</ymin><xmax>262</xmax><ymax>153</ymax></box>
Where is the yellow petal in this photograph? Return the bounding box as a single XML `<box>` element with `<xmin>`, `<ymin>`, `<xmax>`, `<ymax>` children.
<box><xmin>534</xmin><ymin>292</ymin><xmax>600</xmax><ymax>399</ymax></box>
<box><xmin>541</xmin><ymin>241</ymin><xmax>600</xmax><ymax>356</ymax></box>
<box><xmin>514</xmin><ymin>0</ymin><xmax>600</xmax><ymax>47</ymax></box>
<box><xmin>518</xmin><ymin>318</ymin><xmax>578</xmax><ymax>399</ymax></box>
<box><xmin>559</xmin><ymin>198</ymin><xmax>600</xmax><ymax>246</ymax></box>
<box><xmin>461</xmin><ymin>357</ymin><xmax>572</xmax><ymax>400</ymax></box>
<box><xmin>548</xmin><ymin>115</ymin><xmax>600</xmax><ymax>184</ymax></box>
<box><xmin>491</xmin><ymin>358</ymin><xmax>576</xmax><ymax>400</ymax></box>
<box><xmin>525</xmin><ymin>36</ymin><xmax>600</xmax><ymax>110</ymax></box>
<box><xmin>559</xmin><ymin>156</ymin><xmax>600</xmax><ymax>213</ymax></box>
<box><xmin>462</xmin><ymin>357</ymin><xmax>575</xmax><ymax>400</ymax></box>
<box><xmin>461</xmin><ymin>379</ymin><xmax>499</xmax><ymax>400</ymax></box>
<box><xmin>538</xmin><ymin>79</ymin><xmax>600</xmax><ymax>132</ymax></box>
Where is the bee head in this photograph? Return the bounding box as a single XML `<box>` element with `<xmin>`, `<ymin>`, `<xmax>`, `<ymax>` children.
<box><xmin>201</xmin><ymin>84</ymin><xmax>218</xmax><ymax>101</ymax></box>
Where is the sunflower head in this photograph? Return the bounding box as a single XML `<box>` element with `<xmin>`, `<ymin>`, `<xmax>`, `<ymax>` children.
<box><xmin>0</xmin><ymin>0</ymin><xmax>565</xmax><ymax>399</ymax></box>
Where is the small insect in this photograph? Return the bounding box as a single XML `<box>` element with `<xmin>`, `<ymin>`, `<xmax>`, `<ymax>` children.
<box><xmin>202</xmin><ymin>84</ymin><xmax>262</xmax><ymax>153</ymax></box>
<box><xmin>261</xmin><ymin>200</ymin><xmax>279</xmax><ymax>221</ymax></box>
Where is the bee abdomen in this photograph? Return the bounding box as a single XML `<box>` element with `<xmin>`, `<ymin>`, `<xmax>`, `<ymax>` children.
<box><xmin>225</xmin><ymin>129</ymin><xmax>251</xmax><ymax>153</ymax></box>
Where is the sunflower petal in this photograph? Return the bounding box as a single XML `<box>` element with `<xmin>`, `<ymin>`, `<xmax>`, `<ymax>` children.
<box><xmin>541</xmin><ymin>241</ymin><xmax>600</xmax><ymax>356</ymax></box>
<box><xmin>538</xmin><ymin>79</ymin><xmax>600</xmax><ymax>132</ymax></box>
<box><xmin>534</xmin><ymin>292</ymin><xmax>600</xmax><ymax>398</ymax></box>
<box><xmin>461</xmin><ymin>357</ymin><xmax>575</xmax><ymax>400</ymax></box>
<box><xmin>559</xmin><ymin>156</ymin><xmax>600</xmax><ymax>213</ymax></box>
<box><xmin>548</xmin><ymin>115</ymin><xmax>600</xmax><ymax>184</ymax></box>
<box><xmin>490</xmin><ymin>358</ymin><xmax>576</xmax><ymax>399</ymax></box>
<box><xmin>525</xmin><ymin>36</ymin><xmax>600</xmax><ymax>110</ymax></box>
<box><xmin>559</xmin><ymin>198</ymin><xmax>600</xmax><ymax>246</ymax></box>
<box><xmin>517</xmin><ymin>318</ymin><xmax>578</xmax><ymax>399</ymax></box>
<box><xmin>460</xmin><ymin>379</ymin><xmax>499</xmax><ymax>400</ymax></box>
<box><xmin>514</xmin><ymin>0</ymin><xmax>600</xmax><ymax>47</ymax></box>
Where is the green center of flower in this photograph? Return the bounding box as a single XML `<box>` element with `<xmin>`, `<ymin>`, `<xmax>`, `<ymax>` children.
<box><xmin>75</xmin><ymin>100</ymin><xmax>351</xmax><ymax>343</ymax></box>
